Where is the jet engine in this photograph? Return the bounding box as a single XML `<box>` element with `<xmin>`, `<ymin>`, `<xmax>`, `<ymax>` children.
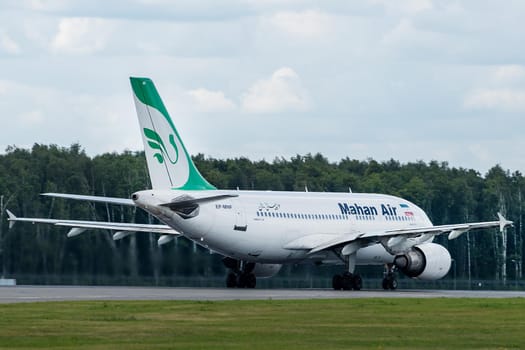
<box><xmin>393</xmin><ymin>243</ymin><xmax>451</xmax><ymax>280</ymax></box>
<box><xmin>253</xmin><ymin>263</ymin><xmax>282</xmax><ymax>278</ymax></box>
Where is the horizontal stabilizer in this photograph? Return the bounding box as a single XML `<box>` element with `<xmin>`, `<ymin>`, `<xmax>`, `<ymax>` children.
<box><xmin>5</xmin><ymin>210</ymin><xmax>179</xmax><ymax>235</ymax></box>
<box><xmin>159</xmin><ymin>194</ymin><xmax>238</xmax><ymax>210</ymax></box>
<box><xmin>42</xmin><ymin>193</ymin><xmax>134</xmax><ymax>206</ymax></box>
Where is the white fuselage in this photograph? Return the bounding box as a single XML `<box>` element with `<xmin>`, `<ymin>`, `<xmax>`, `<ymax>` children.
<box><xmin>132</xmin><ymin>190</ymin><xmax>433</xmax><ymax>265</ymax></box>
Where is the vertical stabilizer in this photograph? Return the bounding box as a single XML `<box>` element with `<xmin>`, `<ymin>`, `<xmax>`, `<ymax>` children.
<box><xmin>130</xmin><ymin>77</ymin><xmax>215</xmax><ymax>190</ymax></box>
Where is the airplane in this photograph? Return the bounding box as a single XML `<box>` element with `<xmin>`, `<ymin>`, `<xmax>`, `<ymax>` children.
<box><xmin>6</xmin><ymin>77</ymin><xmax>513</xmax><ymax>290</ymax></box>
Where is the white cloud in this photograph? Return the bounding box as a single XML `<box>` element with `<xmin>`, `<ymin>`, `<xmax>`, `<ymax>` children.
<box><xmin>22</xmin><ymin>16</ymin><xmax>57</xmax><ymax>50</ymax></box>
<box><xmin>491</xmin><ymin>65</ymin><xmax>525</xmax><ymax>84</ymax></box>
<box><xmin>464</xmin><ymin>88</ymin><xmax>525</xmax><ymax>111</ymax></box>
<box><xmin>381</xmin><ymin>18</ymin><xmax>416</xmax><ymax>45</ymax></box>
<box><xmin>51</xmin><ymin>17</ymin><xmax>114</xmax><ymax>54</ymax></box>
<box><xmin>19</xmin><ymin>110</ymin><xmax>44</xmax><ymax>125</ymax></box>
<box><xmin>2</xmin><ymin>0</ymin><xmax>525</xmax><ymax>173</ymax></box>
<box><xmin>24</xmin><ymin>0</ymin><xmax>69</xmax><ymax>11</ymax></box>
<box><xmin>464</xmin><ymin>65</ymin><xmax>525</xmax><ymax>111</ymax></box>
<box><xmin>187</xmin><ymin>88</ymin><xmax>236</xmax><ymax>112</ymax></box>
<box><xmin>0</xmin><ymin>79</ymin><xmax>140</xmax><ymax>154</ymax></box>
<box><xmin>381</xmin><ymin>18</ymin><xmax>443</xmax><ymax>48</ymax></box>
<box><xmin>0</xmin><ymin>31</ymin><xmax>21</xmax><ymax>54</ymax></box>
<box><xmin>370</xmin><ymin>0</ymin><xmax>433</xmax><ymax>15</ymax></box>
<box><xmin>241</xmin><ymin>67</ymin><xmax>309</xmax><ymax>113</ymax></box>
<box><xmin>266</xmin><ymin>10</ymin><xmax>335</xmax><ymax>39</ymax></box>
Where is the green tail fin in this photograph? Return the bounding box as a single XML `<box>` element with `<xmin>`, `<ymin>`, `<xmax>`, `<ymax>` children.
<box><xmin>130</xmin><ymin>77</ymin><xmax>216</xmax><ymax>190</ymax></box>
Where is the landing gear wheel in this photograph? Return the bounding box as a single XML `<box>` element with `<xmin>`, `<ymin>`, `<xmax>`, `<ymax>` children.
<box><xmin>237</xmin><ymin>273</ymin><xmax>256</xmax><ymax>288</ymax></box>
<box><xmin>226</xmin><ymin>272</ymin><xmax>237</xmax><ymax>288</ymax></box>
<box><xmin>333</xmin><ymin>271</ymin><xmax>363</xmax><ymax>291</ymax></box>
<box><xmin>382</xmin><ymin>278</ymin><xmax>389</xmax><ymax>290</ymax></box>
<box><xmin>237</xmin><ymin>274</ymin><xmax>246</xmax><ymax>288</ymax></box>
<box><xmin>342</xmin><ymin>273</ymin><xmax>354</xmax><ymax>290</ymax></box>
<box><xmin>382</xmin><ymin>264</ymin><xmax>397</xmax><ymax>290</ymax></box>
<box><xmin>390</xmin><ymin>278</ymin><xmax>398</xmax><ymax>290</ymax></box>
<box><xmin>224</xmin><ymin>258</ymin><xmax>258</xmax><ymax>289</ymax></box>
<box><xmin>245</xmin><ymin>273</ymin><xmax>256</xmax><ymax>289</ymax></box>
<box><xmin>332</xmin><ymin>274</ymin><xmax>343</xmax><ymax>290</ymax></box>
<box><xmin>352</xmin><ymin>274</ymin><xmax>362</xmax><ymax>291</ymax></box>
<box><xmin>382</xmin><ymin>274</ymin><xmax>397</xmax><ymax>290</ymax></box>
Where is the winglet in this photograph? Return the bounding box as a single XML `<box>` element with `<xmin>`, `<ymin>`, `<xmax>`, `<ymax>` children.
<box><xmin>497</xmin><ymin>212</ymin><xmax>513</xmax><ymax>232</ymax></box>
<box><xmin>5</xmin><ymin>209</ymin><xmax>16</xmax><ymax>229</ymax></box>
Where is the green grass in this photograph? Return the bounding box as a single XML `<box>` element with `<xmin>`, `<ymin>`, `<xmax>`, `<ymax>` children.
<box><xmin>0</xmin><ymin>298</ymin><xmax>524</xmax><ymax>349</ymax></box>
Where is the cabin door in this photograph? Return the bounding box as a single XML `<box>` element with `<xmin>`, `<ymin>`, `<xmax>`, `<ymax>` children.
<box><xmin>233</xmin><ymin>197</ymin><xmax>247</xmax><ymax>232</ymax></box>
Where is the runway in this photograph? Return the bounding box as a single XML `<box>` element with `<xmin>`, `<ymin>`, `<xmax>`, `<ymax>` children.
<box><xmin>1</xmin><ymin>286</ymin><xmax>524</xmax><ymax>303</ymax></box>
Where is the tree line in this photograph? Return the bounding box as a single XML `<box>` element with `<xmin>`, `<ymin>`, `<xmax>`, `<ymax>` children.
<box><xmin>0</xmin><ymin>144</ymin><xmax>523</xmax><ymax>285</ymax></box>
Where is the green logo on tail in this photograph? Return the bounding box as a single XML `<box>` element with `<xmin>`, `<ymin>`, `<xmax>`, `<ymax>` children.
<box><xmin>143</xmin><ymin>128</ymin><xmax>179</xmax><ymax>164</ymax></box>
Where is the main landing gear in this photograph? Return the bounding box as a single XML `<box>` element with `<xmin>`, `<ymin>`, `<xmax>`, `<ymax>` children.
<box><xmin>331</xmin><ymin>253</ymin><xmax>398</xmax><ymax>291</ymax></box>
<box><xmin>223</xmin><ymin>257</ymin><xmax>256</xmax><ymax>288</ymax></box>
<box><xmin>332</xmin><ymin>272</ymin><xmax>363</xmax><ymax>290</ymax></box>
<box><xmin>332</xmin><ymin>249</ymin><xmax>362</xmax><ymax>291</ymax></box>
<box><xmin>382</xmin><ymin>263</ymin><xmax>398</xmax><ymax>290</ymax></box>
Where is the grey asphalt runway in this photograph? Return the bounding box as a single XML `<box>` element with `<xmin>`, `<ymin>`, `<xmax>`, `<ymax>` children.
<box><xmin>1</xmin><ymin>286</ymin><xmax>524</xmax><ymax>303</ymax></box>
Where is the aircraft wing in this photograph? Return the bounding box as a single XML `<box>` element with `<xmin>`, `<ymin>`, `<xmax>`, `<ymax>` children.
<box><xmin>6</xmin><ymin>209</ymin><xmax>179</xmax><ymax>235</ymax></box>
<box><xmin>305</xmin><ymin>213</ymin><xmax>513</xmax><ymax>255</ymax></box>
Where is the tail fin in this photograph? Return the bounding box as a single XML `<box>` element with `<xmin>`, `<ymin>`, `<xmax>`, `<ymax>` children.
<box><xmin>130</xmin><ymin>77</ymin><xmax>216</xmax><ymax>190</ymax></box>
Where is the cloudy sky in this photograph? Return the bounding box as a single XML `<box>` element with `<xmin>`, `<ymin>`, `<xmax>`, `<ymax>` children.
<box><xmin>1</xmin><ymin>0</ymin><xmax>524</xmax><ymax>174</ymax></box>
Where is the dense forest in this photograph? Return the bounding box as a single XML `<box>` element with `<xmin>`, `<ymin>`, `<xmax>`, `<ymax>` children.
<box><xmin>0</xmin><ymin>144</ymin><xmax>523</xmax><ymax>288</ymax></box>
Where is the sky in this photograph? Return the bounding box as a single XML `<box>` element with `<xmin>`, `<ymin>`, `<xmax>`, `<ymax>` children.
<box><xmin>1</xmin><ymin>0</ymin><xmax>525</xmax><ymax>175</ymax></box>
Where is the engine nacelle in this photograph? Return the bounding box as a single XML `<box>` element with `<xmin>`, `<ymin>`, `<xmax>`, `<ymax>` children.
<box><xmin>253</xmin><ymin>263</ymin><xmax>282</xmax><ymax>278</ymax></box>
<box><xmin>394</xmin><ymin>243</ymin><xmax>451</xmax><ymax>280</ymax></box>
